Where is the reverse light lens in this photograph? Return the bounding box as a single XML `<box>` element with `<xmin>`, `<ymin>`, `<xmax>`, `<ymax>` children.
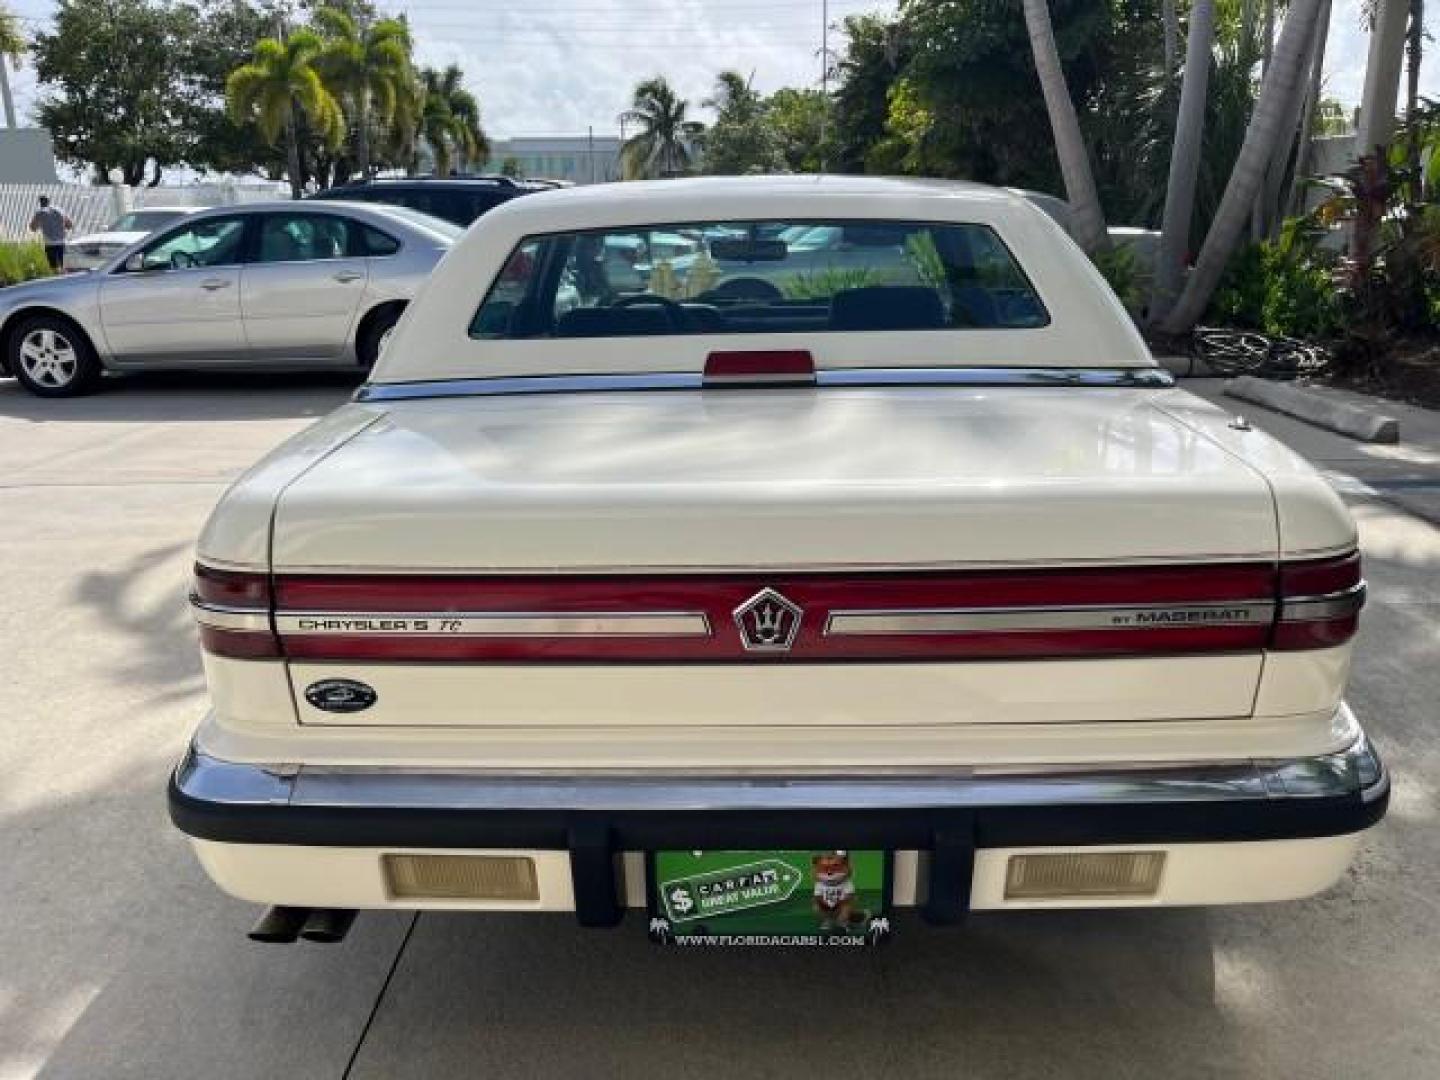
<box><xmin>1004</xmin><ymin>851</ymin><xmax>1166</xmax><ymax>899</ymax></box>
<box><xmin>383</xmin><ymin>854</ymin><xmax>540</xmax><ymax>901</ymax></box>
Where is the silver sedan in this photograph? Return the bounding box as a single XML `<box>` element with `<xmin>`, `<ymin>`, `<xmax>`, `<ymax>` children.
<box><xmin>0</xmin><ymin>201</ymin><xmax>460</xmax><ymax>397</ymax></box>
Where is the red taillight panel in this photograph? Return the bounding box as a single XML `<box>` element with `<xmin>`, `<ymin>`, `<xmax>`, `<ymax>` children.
<box><xmin>198</xmin><ymin>554</ymin><xmax>1364</xmax><ymax>663</ymax></box>
<box><xmin>1279</xmin><ymin>551</ymin><xmax>1362</xmax><ymax>598</ymax></box>
<box><xmin>193</xmin><ymin>564</ymin><xmax>271</xmax><ymax>608</ymax></box>
<box><xmin>275</xmin><ymin>564</ymin><xmax>1274</xmax><ymax>612</ymax></box>
<box><xmin>198</xmin><ymin>625</ymin><xmax>283</xmax><ymax>659</ymax></box>
<box><xmin>192</xmin><ymin>564</ymin><xmax>280</xmax><ymax>659</ymax></box>
<box><xmin>272</xmin><ymin>563</ymin><xmax>1280</xmax><ymax>663</ymax></box>
<box><xmin>1273</xmin><ymin>552</ymin><xmax>1365</xmax><ymax>651</ymax></box>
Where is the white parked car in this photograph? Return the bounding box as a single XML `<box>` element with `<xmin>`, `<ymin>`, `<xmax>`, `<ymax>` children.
<box><xmin>170</xmin><ymin>176</ymin><xmax>1385</xmax><ymax>947</ymax></box>
<box><xmin>63</xmin><ymin>206</ymin><xmax>200</xmax><ymax>272</ymax></box>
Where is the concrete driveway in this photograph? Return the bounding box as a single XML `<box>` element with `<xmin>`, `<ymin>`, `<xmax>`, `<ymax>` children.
<box><xmin>1</xmin><ymin>372</ymin><xmax>1436</xmax><ymax>1079</ymax></box>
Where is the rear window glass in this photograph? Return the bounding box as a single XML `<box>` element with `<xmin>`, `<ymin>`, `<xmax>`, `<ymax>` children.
<box><xmin>469</xmin><ymin>219</ymin><xmax>1047</xmax><ymax>339</ymax></box>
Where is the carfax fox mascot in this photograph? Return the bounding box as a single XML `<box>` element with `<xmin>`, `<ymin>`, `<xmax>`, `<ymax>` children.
<box><xmin>812</xmin><ymin>851</ymin><xmax>870</xmax><ymax>932</ymax></box>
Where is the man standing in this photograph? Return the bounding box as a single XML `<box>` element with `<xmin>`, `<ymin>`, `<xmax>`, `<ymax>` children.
<box><xmin>29</xmin><ymin>196</ymin><xmax>73</xmax><ymax>273</ymax></box>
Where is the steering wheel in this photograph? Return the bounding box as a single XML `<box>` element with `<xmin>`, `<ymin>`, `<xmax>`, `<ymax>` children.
<box><xmin>611</xmin><ymin>292</ymin><xmax>685</xmax><ymax>329</ymax></box>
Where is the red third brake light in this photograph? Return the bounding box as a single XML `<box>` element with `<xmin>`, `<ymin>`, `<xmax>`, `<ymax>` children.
<box><xmin>704</xmin><ymin>350</ymin><xmax>815</xmax><ymax>385</ymax></box>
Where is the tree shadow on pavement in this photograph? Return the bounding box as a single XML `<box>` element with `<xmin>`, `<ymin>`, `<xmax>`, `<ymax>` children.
<box><xmin>0</xmin><ymin>371</ymin><xmax>359</xmax><ymax>424</ymax></box>
<box><xmin>0</xmin><ymin>754</ymin><xmax>410</xmax><ymax>1080</ymax></box>
<box><xmin>70</xmin><ymin>541</ymin><xmax>204</xmax><ymax>705</ymax></box>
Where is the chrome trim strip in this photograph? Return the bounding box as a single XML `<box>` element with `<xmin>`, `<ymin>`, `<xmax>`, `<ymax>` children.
<box><xmin>820</xmin><ymin>367</ymin><xmax>1175</xmax><ymax>388</ymax></box>
<box><xmin>275</xmin><ymin>610</ymin><xmax>712</xmax><ymax>637</ymax></box>
<box><xmin>173</xmin><ymin>728</ymin><xmax>1382</xmax><ymax>813</ymax></box>
<box><xmin>190</xmin><ymin>596</ymin><xmax>271</xmax><ymax>634</ymax></box>
<box><xmin>1280</xmin><ymin>583</ymin><xmax>1367</xmax><ymax>622</ymax></box>
<box><xmin>825</xmin><ymin>601</ymin><xmax>1275</xmax><ymax>636</ymax></box>
<box><xmin>356</xmin><ymin>367</ymin><xmax>1173</xmax><ymax>402</ymax></box>
<box><xmin>267</xmin><ymin>553</ymin><xmax>1285</xmax><ymax>575</ymax></box>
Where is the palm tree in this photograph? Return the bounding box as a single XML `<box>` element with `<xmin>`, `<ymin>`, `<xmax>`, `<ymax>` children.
<box><xmin>418</xmin><ymin>65</ymin><xmax>486</xmax><ymax>176</ymax></box>
<box><xmin>1402</xmin><ymin>0</ymin><xmax>1424</xmax><ymax>191</ymax></box>
<box><xmin>227</xmin><ymin>30</ymin><xmax>345</xmax><ymax>198</ymax></box>
<box><xmin>1161</xmin><ymin>0</ymin><xmax>1327</xmax><ymax>333</ymax></box>
<box><xmin>1162</xmin><ymin>0</ymin><xmax>1179</xmax><ymax>77</ymax></box>
<box><xmin>314</xmin><ymin>7</ymin><xmax>412</xmax><ymax>180</ymax></box>
<box><xmin>1257</xmin><ymin>4</ymin><xmax>1329</xmax><ymax>235</ymax></box>
<box><xmin>1151</xmin><ymin>0</ymin><xmax>1217</xmax><ymax>321</ymax></box>
<box><xmin>386</xmin><ymin>69</ymin><xmax>425</xmax><ymax>175</ymax></box>
<box><xmin>0</xmin><ymin>2</ymin><xmax>23</xmax><ymax>130</ymax></box>
<box><xmin>619</xmin><ymin>76</ymin><xmax>703</xmax><ymax>179</ymax></box>
<box><xmin>1289</xmin><ymin>0</ymin><xmax>1333</xmax><ymax>215</ymax></box>
<box><xmin>1020</xmin><ymin>0</ymin><xmax>1108</xmax><ymax>252</ymax></box>
<box><xmin>706</xmin><ymin>70</ymin><xmax>758</xmax><ymax>118</ymax></box>
<box><xmin>1355</xmin><ymin>0</ymin><xmax>1407</xmax><ymax>157</ymax></box>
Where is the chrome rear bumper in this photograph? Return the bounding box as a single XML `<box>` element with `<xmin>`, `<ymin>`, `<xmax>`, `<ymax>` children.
<box><xmin>170</xmin><ymin>721</ymin><xmax>1387</xmax><ymax>924</ymax></box>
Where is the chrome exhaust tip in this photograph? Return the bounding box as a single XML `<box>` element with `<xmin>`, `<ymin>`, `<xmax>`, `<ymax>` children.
<box><xmin>248</xmin><ymin>905</ymin><xmax>311</xmax><ymax>944</ymax></box>
<box><xmin>300</xmin><ymin>908</ymin><xmax>358</xmax><ymax>944</ymax></box>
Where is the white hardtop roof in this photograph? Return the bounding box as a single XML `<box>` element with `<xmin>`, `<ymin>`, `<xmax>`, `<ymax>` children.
<box><xmin>373</xmin><ymin>175</ymin><xmax>1156</xmax><ymax>383</ymax></box>
<box><xmin>481</xmin><ymin>174</ymin><xmax>1027</xmax><ymax>233</ymax></box>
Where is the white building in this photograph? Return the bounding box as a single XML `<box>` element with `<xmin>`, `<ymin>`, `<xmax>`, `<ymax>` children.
<box><xmin>0</xmin><ymin>129</ymin><xmax>60</xmax><ymax>183</ymax></box>
<box><xmin>488</xmin><ymin>135</ymin><xmax>622</xmax><ymax>185</ymax></box>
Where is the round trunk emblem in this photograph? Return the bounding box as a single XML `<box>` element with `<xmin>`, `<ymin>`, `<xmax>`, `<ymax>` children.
<box><xmin>304</xmin><ymin>678</ymin><xmax>378</xmax><ymax>713</ymax></box>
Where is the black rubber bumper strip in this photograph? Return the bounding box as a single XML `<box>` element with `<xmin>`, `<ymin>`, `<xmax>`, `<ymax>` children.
<box><xmin>168</xmin><ymin>769</ymin><xmax>1389</xmax><ymax>852</ymax></box>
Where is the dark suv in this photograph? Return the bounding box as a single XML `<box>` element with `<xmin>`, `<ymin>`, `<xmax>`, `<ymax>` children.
<box><xmin>308</xmin><ymin>176</ymin><xmax>564</xmax><ymax>228</ymax></box>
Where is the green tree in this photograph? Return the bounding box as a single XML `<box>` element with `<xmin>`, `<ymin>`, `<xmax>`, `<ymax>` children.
<box><xmin>181</xmin><ymin>0</ymin><xmax>286</xmax><ymax>179</ymax></box>
<box><xmin>314</xmin><ymin>6</ymin><xmax>412</xmax><ymax>180</ymax></box>
<box><xmin>1152</xmin><ymin>0</ymin><xmax>1217</xmax><ymax>319</ymax></box>
<box><xmin>499</xmin><ymin>155</ymin><xmax>522</xmax><ymax>177</ymax></box>
<box><xmin>1</xmin><ymin>2</ymin><xmax>23</xmax><ymax>129</ymax></box>
<box><xmin>1022</xmin><ymin>0</ymin><xmax>1108</xmax><ymax>252</ymax></box>
<box><xmin>619</xmin><ymin>75</ymin><xmax>703</xmax><ymax>179</ymax></box>
<box><xmin>227</xmin><ymin>29</ymin><xmax>344</xmax><ymax>199</ymax></box>
<box><xmin>1162</xmin><ymin>0</ymin><xmax>1329</xmax><ymax>331</ymax></box>
<box><xmin>767</xmin><ymin>87</ymin><xmax>833</xmax><ymax>173</ymax></box>
<box><xmin>699</xmin><ymin>70</ymin><xmax>777</xmax><ymax>174</ymax></box>
<box><xmin>418</xmin><ymin>64</ymin><xmax>487</xmax><ymax>176</ymax></box>
<box><xmin>831</xmin><ymin>14</ymin><xmax>910</xmax><ymax>174</ymax></box>
<box><xmin>31</xmin><ymin>0</ymin><xmax>197</xmax><ymax>183</ymax></box>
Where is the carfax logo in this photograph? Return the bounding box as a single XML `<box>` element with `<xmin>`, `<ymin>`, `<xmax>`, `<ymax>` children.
<box><xmin>660</xmin><ymin>858</ymin><xmax>804</xmax><ymax>923</ymax></box>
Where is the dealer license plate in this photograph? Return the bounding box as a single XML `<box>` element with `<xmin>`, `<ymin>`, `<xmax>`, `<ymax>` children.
<box><xmin>647</xmin><ymin>849</ymin><xmax>892</xmax><ymax>947</ymax></box>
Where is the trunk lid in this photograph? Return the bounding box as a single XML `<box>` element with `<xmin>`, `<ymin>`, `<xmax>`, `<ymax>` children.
<box><xmin>273</xmin><ymin>387</ymin><xmax>1277</xmax><ymax>571</ymax></box>
<box><xmin>263</xmin><ymin>386</ymin><xmax>1285</xmax><ymax>733</ymax></box>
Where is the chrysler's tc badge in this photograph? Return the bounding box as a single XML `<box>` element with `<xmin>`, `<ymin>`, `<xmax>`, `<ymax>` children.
<box><xmin>733</xmin><ymin>588</ymin><xmax>804</xmax><ymax>652</ymax></box>
<box><xmin>304</xmin><ymin>678</ymin><xmax>378</xmax><ymax>714</ymax></box>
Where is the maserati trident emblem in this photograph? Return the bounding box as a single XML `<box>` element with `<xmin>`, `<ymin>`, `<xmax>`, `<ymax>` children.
<box><xmin>733</xmin><ymin>588</ymin><xmax>804</xmax><ymax>652</ymax></box>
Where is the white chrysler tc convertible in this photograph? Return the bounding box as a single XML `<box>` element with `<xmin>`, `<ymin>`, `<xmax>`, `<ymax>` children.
<box><xmin>170</xmin><ymin>176</ymin><xmax>1385</xmax><ymax>945</ymax></box>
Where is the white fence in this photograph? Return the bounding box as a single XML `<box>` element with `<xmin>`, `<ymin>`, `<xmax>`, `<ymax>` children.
<box><xmin>0</xmin><ymin>183</ymin><xmax>287</xmax><ymax>241</ymax></box>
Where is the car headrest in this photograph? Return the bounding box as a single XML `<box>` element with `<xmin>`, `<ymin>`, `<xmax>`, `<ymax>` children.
<box><xmin>829</xmin><ymin>286</ymin><xmax>946</xmax><ymax>331</ymax></box>
<box><xmin>554</xmin><ymin>305</ymin><xmax>674</xmax><ymax>338</ymax></box>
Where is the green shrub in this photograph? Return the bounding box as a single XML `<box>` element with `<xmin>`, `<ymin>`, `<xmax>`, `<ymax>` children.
<box><xmin>0</xmin><ymin>242</ymin><xmax>52</xmax><ymax>287</ymax></box>
<box><xmin>1210</xmin><ymin>243</ymin><xmax>1267</xmax><ymax>328</ymax></box>
<box><xmin>1207</xmin><ymin>219</ymin><xmax>1341</xmax><ymax>340</ymax></box>
<box><xmin>1091</xmin><ymin>245</ymin><xmax>1143</xmax><ymax>314</ymax></box>
<box><xmin>780</xmin><ymin>266</ymin><xmax>889</xmax><ymax>299</ymax></box>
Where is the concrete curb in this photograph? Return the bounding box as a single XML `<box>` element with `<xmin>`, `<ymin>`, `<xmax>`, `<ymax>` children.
<box><xmin>1224</xmin><ymin>376</ymin><xmax>1400</xmax><ymax>443</ymax></box>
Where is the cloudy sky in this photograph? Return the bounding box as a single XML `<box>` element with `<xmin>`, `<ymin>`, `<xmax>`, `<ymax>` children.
<box><xmin>3</xmin><ymin>0</ymin><xmax>1437</xmax><ymax>140</ymax></box>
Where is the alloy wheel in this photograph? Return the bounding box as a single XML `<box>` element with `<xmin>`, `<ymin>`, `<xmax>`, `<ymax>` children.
<box><xmin>18</xmin><ymin>328</ymin><xmax>79</xmax><ymax>389</ymax></box>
